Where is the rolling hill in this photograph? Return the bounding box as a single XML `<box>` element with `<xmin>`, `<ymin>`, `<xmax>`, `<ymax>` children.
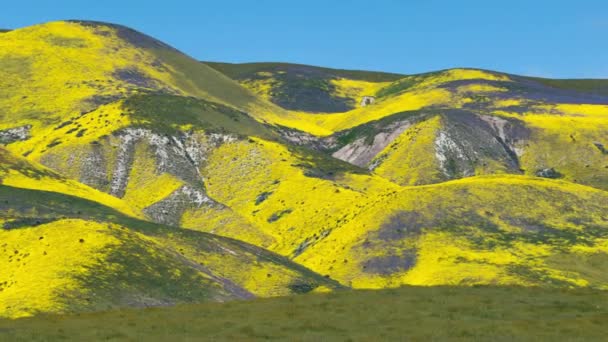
<box><xmin>0</xmin><ymin>148</ymin><xmax>340</xmax><ymax>318</ymax></box>
<box><xmin>1</xmin><ymin>20</ymin><xmax>608</xmax><ymax>322</ymax></box>
<box><xmin>208</xmin><ymin>63</ymin><xmax>608</xmax><ymax>190</ymax></box>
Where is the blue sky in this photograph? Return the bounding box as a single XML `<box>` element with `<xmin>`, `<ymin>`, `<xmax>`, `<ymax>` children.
<box><xmin>2</xmin><ymin>0</ymin><xmax>607</xmax><ymax>78</ymax></box>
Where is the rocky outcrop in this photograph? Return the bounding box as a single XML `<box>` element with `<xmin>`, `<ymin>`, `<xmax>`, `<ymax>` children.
<box><xmin>274</xmin><ymin>126</ymin><xmax>336</xmax><ymax>151</ymax></box>
<box><xmin>433</xmin><ymin>111</ymin><xmax>528</xmax><ymax>178</ymax></box>
<box><xmin>332</xmin><ymin>120</ymin><xmax>412</xmax><ymax>167</ymax></box>
<box><xmin>360</xmin><ymin>96</ymin><xmax>375</xmax><ymax>107</ymax></box>
<box><xmin>40</xmin><ymin>126</ymin><xmax>240</xmax><ymax>225</ymax></box>
<box><xmin>0</xmin><ymin>125</ymin><xmax>31</xmax><ymax>145</ymax></box>
<box><xmin>144</xmin><ymin>185</ymin><xmax>215</xmax><ymax>226</ymax></box>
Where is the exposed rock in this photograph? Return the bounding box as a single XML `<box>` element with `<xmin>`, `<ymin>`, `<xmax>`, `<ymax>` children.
<box><xmin>0</xmin><ymin>125</ymin><xmax>31</xmax><ymax>145</ymax></box>
<box><xmin>332</xmin><ymin>120</ymin><xmax>411</xmax><ymax>167</ymax></box>
<box><xmin>79</xmin><ymin>142</ymin><xmax>109</xmax><ymax>191</ymax></box>
<box><xmin>38</xmin><ymin>126</ymin><xmax>238</xmax><ymax>225</ymax></box>
<box><xmin>274</xmin><ymin>126</ymin><xmax>335</xmax><ymax>151</ymax></box>
<box><xmin>109</xmin><ymin>130</ymin><xmax>138</xmax><ymax>197</ymax></box>
<box><xmin>144</xmin><ymin>185</ymin><xmax>216</xmax><ymax>226</ymax></box>
<box><xmin>477</xmin><ymin>114</ymin><xmax>528</xmax><ymax>157</ymax></box>
<box><xmin>536</xmin><ymin>168</ymin><xmax>562</xmax><ymax>179</ymax></box>
<box><xmin>360</xmin><ymin>96</ymin><xmax>375</xmax><ymax>107</ymax></box>
<box><xmin>434</xmin><ymin>130</ymin><xmax>474</xmax><ymax>177</ymax></box>
<box><xmin>433</xmin><ymin>111</ymin><xmax>529</xmax><ymax>179</ymax></box>
<box><xmin>107</xmin><ymin>128</ymin><xmax>238</xmax><ymax>197</ymax></box>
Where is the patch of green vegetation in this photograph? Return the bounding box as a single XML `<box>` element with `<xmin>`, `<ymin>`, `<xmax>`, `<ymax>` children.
<box><xmin>287</xmin><ymin>281</ymin><xmax>317</xmax><ymax>294</ymax></box>
<box><xmin>267</xmin><ymin>209</ymin><xmax>293</xmax><ymax>223</ymax></box>
<box><xmin>0</xmin><ymin>149</ymin><xmax>61</xmax><ymax>180</ymax></box>
<box><xmin>375</xmin><ymin>71</ymin><xmax>441</xmax><ymax>98</ymax></box>
<box><xmin>255</xmin><ymin>191</ymin><xmax>272</xmax><ymax>205</ymax></box>
<box><xmin>375</xmin><ymin>77</ymin><xmax>421</xmax><ymax>98</ymax></box>
<box><xmin>433</xmin><ymin>206</ymin><xmax>608</xmax><ymax>250</ymax></box>
<box><xmin>0</xmin><ymin>55</ymin><xmax>32</xmax><ymax>81</ymax></box>
<box><xmin>2</xmin><ymin>286</ymin><xmax>607</xmax><ymax>341</ymax></box>
<box><xmin>507</xmin><ymin>265</ymin><xmax>579</xmax><ymax>287</ymax></box>
<box><xmin>204</xmin><ymin>62</ymin><xmax>405</xmax><ymax>82</ymax></box>
<box><xmin>204</xmin><ymin>62</ymin><xmax>406</xmax><ymax>112</ymax></box>
<box><xmin>527</xmin><ymin>76</ymin><xmax>608</xmax><ymax>96</ymax></box>
<box><xmin>2</xmin><ymin>217</ymin><xmax>56</xmax><ymax>230</ymax></box>
<box><xmin>44</xmin><ymin>35</ymin><xmax>88</xmax><ymax>48</ymax></box>
<box><xmin>271</xmin><ymin>75</ymin><xmax>354</xmax><ymax>112</ymax></box>
<box><xmin>151</xmin><ymin>49</ymin><xmax>266</xmax><ymax>111</ymax></box>
<box><xmin>546</xmin><ymin>252</ymin><xmax>608</xmax><ymax>287</ymax></box>
<box><xmin>68</xmin><ymin>228</ymin><xmax>231</xmax><ymax>312</ymax></box>
<box><xmin>124</xmin><ymin>94</ymin><xmax>278</xmax><ymax>139</ymax></box>
<box><xmin>45</xmin><ymin>139</ymin><xmax>62</xmax><ymax>148</ymax></box>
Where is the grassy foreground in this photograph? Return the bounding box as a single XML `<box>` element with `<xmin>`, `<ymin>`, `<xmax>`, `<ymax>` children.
<box><xmin>1</xmin><ymin>286</ymin><xmax>607</xmax><ymax>341</ymax></box>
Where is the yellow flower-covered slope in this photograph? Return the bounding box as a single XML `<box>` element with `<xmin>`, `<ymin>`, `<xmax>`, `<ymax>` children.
<box><xmin>1</xmin><ymin>20</ymin><xmax>608</xmax><ymax>320</ymax></box>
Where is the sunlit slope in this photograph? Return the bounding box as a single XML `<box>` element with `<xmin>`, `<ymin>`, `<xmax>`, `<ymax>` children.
<box><xmin>0</xmin><ymin>21</ymin><xmax>286</xmax><ymax>156</ymax></box>
<box><xmin>0</xmin><ymin>21</ymin><xmax>285</xmax><ymax>231</ymax></box>
<box><xmin>198</xmin><ymin>139</ymin><xmax>608</xmax><ymax>289</ymax></box>
<box><xmin>0</xmin><ymin>184</ymin><xmax>341</xmax><ymax>318</ymax></box>
<box><xmin>214</xmin><ymin>65</ymin><xmax>607</xmax><ymax>189</ymax></box>
<box><xmin>205</xmin><ymin>61</ymin><xmax>403</xmax><ymax>113</ymax></box>
<box><xmin>208</xmin><ymin>67</ymin><xmax>515</xmax><ymax>134</ymax></box>
<box><xmin>2</xmin><ymin>20</ymin><xmax>608</xmax><ymax>300</ymax></box>
<box><xmin>0</xmin><ymin>147</ymin><xmax>141</xmax><ymax>218</ymax></box>
<box><xmin>328</xmin><ymin>99</ymin><xmax>608</xmax><ymax>189</ymax></box>
<box><xmin>0</xmin><ymin>22</ymin><xmax>282</xmax><ymax>134</ymax></box>
<box><xmin>293</xmin><ymin>175</ymin><xmax>608</xmax><ymax>289</ymax></box>
<box><xmin>200</xmin><ymin>137</ymin><xmax>401</xmax><ymax>254</ymax></box>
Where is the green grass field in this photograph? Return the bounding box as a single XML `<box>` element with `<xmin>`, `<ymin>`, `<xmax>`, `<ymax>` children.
<box><xmin>1</xmin><ymin>286</ymin><xmax>607</xmax><ymax>341</ymax></box>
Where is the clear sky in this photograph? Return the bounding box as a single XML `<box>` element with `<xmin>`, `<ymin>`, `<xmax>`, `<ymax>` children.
<box><xmin>2</xmin><ymin>0</ymin><xmax>608</xmax><ymax>78</ymax></box>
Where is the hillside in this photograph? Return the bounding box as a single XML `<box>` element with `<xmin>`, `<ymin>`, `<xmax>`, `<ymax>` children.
<box><xmin>205</xmin><ymin>61</ymin><xmax>404</xmax><ymax>113</ymax></box>
<box><xmin>198</xmin><ymin>139</ymin><xmax>608</xmax><ymax>287</ymax></box>
<box><xmin>1</xmin><ymin>20</ymin><xmax>608</xmax><ymax>320</ymax></box>
<box><xmin>2</xmin><ymin>286</ymin><xmax>607</xmax><ymax>341</ymax></box>
<box><xmin>211</xmin><ymin>63</ymin><xmax>608</xmax><ymax>190</ymax></box>
<box><xmin>0</xmin><ymin>149</ymin><xmax>340</xmax><ymax>318</ymax></box>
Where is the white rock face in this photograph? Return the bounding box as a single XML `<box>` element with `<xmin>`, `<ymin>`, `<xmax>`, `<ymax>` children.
<box><xmin>332</xmin><ymin>120</ymin><xmax>411</xmax><ymax>168</ymax></box>
<box><xmin>0</xmin><ymin>125</ymin><xmax>31</xmax><ymax>144</ymax></box>
<box><xmin>110</xmin><ymin>130</ymin><xmax>138</xmax><ymax>196</ymax></box>
<box><xmin>478</xmin><ymin>114</ymin><xmax>526</xmax><ymax>157</ymax></box>
<box><xmin>179</xmin><ymin>185</ymin><xmax>213</xmax><ymax>207</ymax></box>
<box><xmin>360</xmin><ymin>96</ymin><xmax>375</xmax><ymax>107</ymax></box>
<box><xmin>434</xmin><ymin>130</ymin><xmax>474</xmax><ymax>177</ymax></box>
<box><xmin>108</xmin><ymin>127</ymin><xmax>238</xmax><ymax>198</ymax></box>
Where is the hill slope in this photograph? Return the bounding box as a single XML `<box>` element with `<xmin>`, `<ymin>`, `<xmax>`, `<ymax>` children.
<box><xmin>205</xmin><ymin>61</ymin><xmax>404</xmax><ymax>113</ymax></box>
<box><xmin>0</xmin><ymin>149</ymin><xmax>340</xmax><ymax>318</ymax></box>
<box><xmin>2</xmin><ymin>20</ymin><xmax>608</xmax><ymax>319</ymax></box>
<box><xmin>213</xmin><ymin>63</ymin><xmax>608</xmax><ymax>190</ymax></box>
<box><xmin>0</xmin><ymin>21</ymin><xmax>288</xmax><ymax>233</ymax></box>
<box><xmin>195</xmin><ymin>138</ymin><xmax>608</xmax><ymax>288</ymax></box>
